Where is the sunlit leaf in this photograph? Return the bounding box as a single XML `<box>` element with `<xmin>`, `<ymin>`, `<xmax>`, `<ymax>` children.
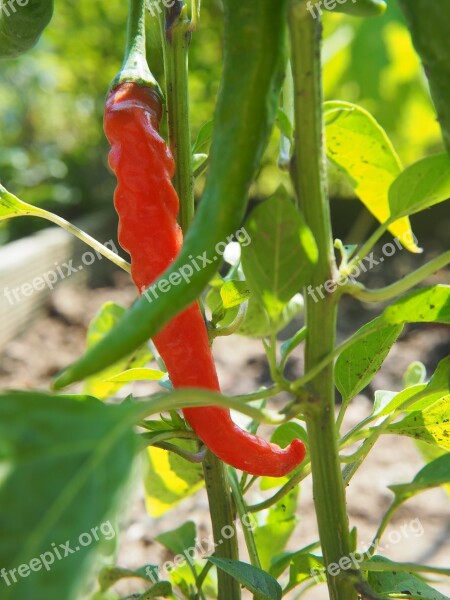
<box><xmin>220</xmin><ymin>280</ymin><xmax>250</xmax><ymax>309</ymax></box>
<box><xmin>107</xmin><ymin>368</ymin><xmax>164</xmax><ymax>383</ymax></box>
<box><xmin>0</xmin><ymin>185</ymin><xmax>43</xmax><ymax>220</ymax></box>
<box><xmin>387</xmin><ymin>395</ymin><xmax>450</xmax><ymax>450</ymax></box>
<box><xmin>389</xmin><ymin>154</ymin><xmax>450</xmax><ymax>219</ymax></box>
<box><xmin>324</xmin><ymin>101</ymin><xmax>420</xmax><ymax>252</ymax></box>
<box><xmin>143</xmin><ymin>441</ymin><xmax>204</xmax><ymax>517</ymax></box>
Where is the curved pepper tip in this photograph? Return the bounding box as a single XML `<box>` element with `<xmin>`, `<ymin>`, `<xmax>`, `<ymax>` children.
<box><xmin>287</xmin><ymin>438</ymin><xmax>307</xmax><ymax>468</ymax></box>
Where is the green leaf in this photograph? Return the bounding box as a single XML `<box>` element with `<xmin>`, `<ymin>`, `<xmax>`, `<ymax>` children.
<box><xmin>386</xmin><ymin>395</ymin><xmax>450</xmax><ymax>450</ymax></box>
<box><xmin>237</xmin><ymin>293</ymin><xmax>304</xmax><ymax>339</ymax></box>
<box><xmin>99</xmin><ymin>565</ymin><xmax>160</xmax><ymax>592</ymax></box>
<box><xmin>83</xmin><ymin>302</ymin><xmax>152</xmax><ymax>399</ymax></box>
<box><xmin>366</xmin><ymin>556</ymin><xmax>449</xmax><ymax>600</ymax></box>
<box><xmin>137</xmin><ymin>581</ymin><xmax>172</xmax><ymax>599</ymax></box>
<box><xmin>0</xmin><ymin>184</ymin><xmax>43</xmax><ymax>221</ymax></box>
<box><xmin>324</xmin><ymin>101</ymin><xmax>419</xmax><ymax>253</ymax></box>
<box><xmin>377</xmin><ymin>357</ymin><xmax>450</xmax><ymax>417</ymax></box>
<box><xmin>241</xmin><ymin>187</ymin><xmax>317</xmax><ymax>322</ymax></box>
<box><xmin>335</xmin><ymin>323</ymin><xmax>404</xmax><ymax>402</ymax></box>
<box><xmin>253</xmin><ymin>488</ymin><xmax>299</xmax><ymax>571</ymax></box>
<box><xmin>0</xmin><ymin>391</ymin><xmax>138</xmax><ymax>600</ymax></box>
<box><xmin>275</xmin><ymin>107</ymin><xmax>293</xmax><ymax>139</ymax></box>
<box><xmin>156</xmin><ymin>521</ymin><xmax>196</xmax><ymax>557</ymax></box>
<box><xmin>389</xmin><ymin>453</ymin><xmax>450</xmax><ymax>501</ymax></box>
<box><xmin>107</xmin><ymin>368</ymin><xmax>164</xmax><ymax>383</ymax></box>
<box><xmin>285</xmin><ymin>553</ymin><xmax>325</xmax><ymax>593</ymax></box>
<box><xmin>143</xmin><ymin>440</ymin><xmax>204</xmax><ymax>517</ymax></box>
<box><xmin>415</xmin><ymin>442</ymin><xmax>450</xmax><ymax>498</ymax></box>
<box><xmin>192</xmin><ymin>120</ymin><xmax>214</xmax><ymax>154</ymax></box>
<box><xmin>220</xmin><ymin>280</ymin><xmax>251</xmax><ymax>309</ymax></box>
<box><xmin>192</xmin><ymin>153</ymin><xmax>208</xmax><ymax>173</ymax></box>
<box><xmin>381</xmin><ymin>286</ymin><xmax>450</xmax><ymax>326</ymax></box>
<box><xmin>208</xmin><ymin>557</ymin><xmax>282</xmax><ymax>600</ymax></box>
<box><xmin>389</xmin><ymin>154</ymin><xmax>450</xmax><ymax>220</ymax></box>
<box><xmin>403</xmin><ymin>361</ymin><xmax>427</xmax><ymax>387</ymax></box>
<box><xmin>338</xmin><ymin>288</ymin><xmax>450</xmax><ymax>396</ymax></box>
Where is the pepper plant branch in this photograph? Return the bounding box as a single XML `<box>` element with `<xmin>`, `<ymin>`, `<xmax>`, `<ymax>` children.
<box><xmin>342</xmin><ymin>249</ymin><xmax>450</xmax><ymax>303</ymax></box>
<box><xmin>163</xmin><ymin>0</ymin><xmax>195</xmax><ymax>232</ymax></box>
<box><xmin>348</xmin><ymin>220</ymin><xmax>390</xmax><ymax>270</ymax></box>
<box><xmin>151</xmin><ymin>440</ymin><xmax>207</xmax><ymax>462</ymax></box>
<box><xmin>248</xmin><ymin>463</ymin><xmax>311</xmax><ymax>513</ymax></box>
<box><xmin>358</xmin><ymin>560</ymin><xmax>450</xmax><ymax>578</ymax></box>
<box><xmin>228</xmin><ymin>468</ymin><xmax>262</xmax><ymax>569</ymax></box>
<box><xmin>289</xmin><ymin>2</ymin><xmax>357</xmax><ymax>599</ymax></box>
<box><xmin>38</xmin><ymin>210</ymin><xmax>132</xmax><ymax>273</ymax></box>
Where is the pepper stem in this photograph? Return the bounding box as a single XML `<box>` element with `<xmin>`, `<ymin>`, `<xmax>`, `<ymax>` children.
<box><xmin>112</xmin><ymin>0</ymin><xmax>161</xmax><ymax>92</ymax></box>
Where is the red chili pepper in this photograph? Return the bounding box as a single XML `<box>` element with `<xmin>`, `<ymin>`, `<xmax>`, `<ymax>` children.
<box><xmin>104</xmin><ymin>82</ymin><xmax>306</xmax><ymax>477</ymax></box>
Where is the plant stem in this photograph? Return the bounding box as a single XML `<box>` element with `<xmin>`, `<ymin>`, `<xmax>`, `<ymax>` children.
<box><xmin>343</xmin><ymin>250</ymin><xmax>450</xmax><ymax>303</ymax></box>
<box><xmin>40</xmin><ymin>210</ymin><xmax>131</xmax><ymax>272</ymax></box>
<box><xmin>229</xmin><ymin>468</ymin><xmax>261</xmax><ymax>569</ymax></box>
<box><xmin>163</xmin><ymin>1</ymin><xmax>195</xmax><ymax>232</ymax></box>
<box><xmin>289</xmin><ymin>3</ymin><xmax>357</xmax><ymax>599</ymax></box>
<box><xmin>203</xmin><ymin>452</ymin><xmax>241</xmax><ymax>599</ymax></box>
<box><xmin>162</xmin><ymin>5</ymin><xmax>239</xmax><ymax>598</ymax></box>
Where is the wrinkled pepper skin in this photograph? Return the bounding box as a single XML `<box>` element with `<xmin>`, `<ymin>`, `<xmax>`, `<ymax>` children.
<box><xmin>398</xmin><ymin>0</ymin><xmax>450</xmax><ymax>154</ymax></box>
<box><xmin>104</xmin><ymin>83</ymin><xmax>306</xmax><ymax>477</ymax></box>
<box><xmin>0</xmin><ymin>0</ymin><xmax>53</xmax><ymax>59</ymax></box>
<box><xmin>53</xmin><ymin>0</ymin><xmax>290</xmax><ymax>391</ymax></box>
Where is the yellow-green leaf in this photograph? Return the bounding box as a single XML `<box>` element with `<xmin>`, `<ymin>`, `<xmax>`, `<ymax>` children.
<box><xmin>324</xmin><ymin>101</ymin><xmax>420</xmax><ymax>253</ymax></box>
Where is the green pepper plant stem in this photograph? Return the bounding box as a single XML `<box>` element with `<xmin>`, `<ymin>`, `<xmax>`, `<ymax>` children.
<box><xmin>228</xmin><ymin>468</ymin><xmax>261</xmax><ymax>569</ymax></box>
<box><xmin>162</xmin><ymin>4</ymin><xmax>239</xmax><ymax>597</ymax></box>
<box><xmin>289</xmin><ymin>2</ymin><xmax>358</xmax><ymax>599</ymax></box>
<box><xmin>342</xmin><ymin>250</ymin><xmax>450</xmax><ymax>303</ymax></box>
<box><xmin>163</xmin><ymin>1</ymin><xmax>195</xmax><ymax>232</ymax></box>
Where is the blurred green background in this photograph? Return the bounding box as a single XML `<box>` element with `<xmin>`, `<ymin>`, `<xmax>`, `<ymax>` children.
<box><xmin>0</xmin><ymin>0</ymin><xmax>444</xmax><ymax>245</ymax></box>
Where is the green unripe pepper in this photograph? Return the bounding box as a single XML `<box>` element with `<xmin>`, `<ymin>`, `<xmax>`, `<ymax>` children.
<box><xmin>398</xmin><ymin>0</ymin><xmax>450</xmax><ymax>154</ymax></box>
<box><xmin>0</xmin><ymin>0</ymin><xmax>53</xmax><ymax>59</ymax></box>
<box><xmin>54</xmin><ymin>0</ymin><xmax>289</xmax><ymax>389</ymax></box>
